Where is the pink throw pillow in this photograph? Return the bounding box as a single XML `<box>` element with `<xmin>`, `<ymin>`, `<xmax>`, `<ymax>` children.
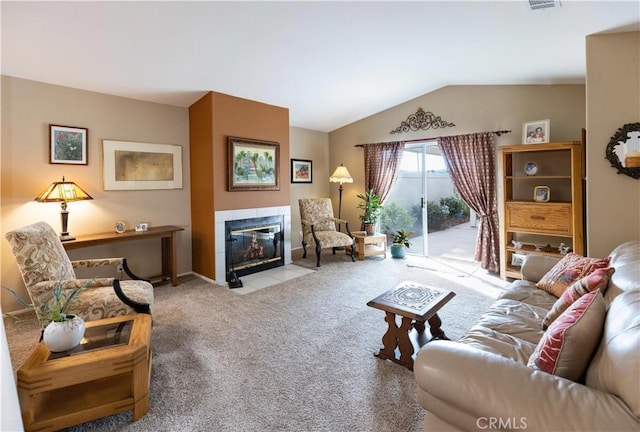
<box><xmin>528</xmin><ymin>289</ymin><xmax>605</xmax><ymax>382</ymax></box>
<box><xmin>542</xmin><ymin>267</ymin><xmax>615</xmax><ymax>330</ymax></box>
<box><xmin>536</xmin><ymin>253</ymin><xmax>610</xmax><ymax>297</ymax></box>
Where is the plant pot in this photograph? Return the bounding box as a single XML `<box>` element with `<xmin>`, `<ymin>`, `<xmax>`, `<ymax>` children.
<box><xmin>43</xmin><ymin>315</ymin><xmax>85</xmax><ymax>352</ymax></box>
<box><xmin>364</xmin><ymin>222</ymin><xmax>375</xmax><ymax>236</ymax></box>
<box><xmin>390</xmin><ymin>244</ymin><xmax>407</xmax><ymax>259</ymax></box>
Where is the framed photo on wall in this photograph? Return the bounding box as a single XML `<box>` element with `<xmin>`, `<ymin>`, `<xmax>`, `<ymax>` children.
<box><xmin>291</xmin><ymin>159</ymin><xmax>312</xmax><ymax>183</ymax></box>
<box><xmin>50</xmin><ymin>124</ymin><xmax>88</xmax><ymax>165</ymax></box>
<box><xmin>523</xmin><ymin>119</ymin><xmax>550</xmax><ymax>144</ymax></box>
<box><xmin>228</xmin><ymin>136</ymin><xmax>280</xmax><ymax>191</ymax></box>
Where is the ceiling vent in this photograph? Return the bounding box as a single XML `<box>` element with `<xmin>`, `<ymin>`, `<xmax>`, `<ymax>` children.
<box><xmin>527</xmin><ymin>0</ymin><xmax>562</xmax><ymax>10</ymax></box>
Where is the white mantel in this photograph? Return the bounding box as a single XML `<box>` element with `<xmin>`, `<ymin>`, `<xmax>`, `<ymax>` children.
<box><xmin>214</xmin><ymin>206</ymin><xmax>292</xmax><ymax>285</ymax></box>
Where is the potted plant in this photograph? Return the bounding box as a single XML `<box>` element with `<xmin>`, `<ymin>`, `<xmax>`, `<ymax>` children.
<box><xmin>357</xmin><ymin>189</ymin><xmax>384</xmax><ymax>235</ymax></box>
<box><xmin>390</xmin><ymin>229</ymin><xmax>413</xmax><ymax>258</ymax></box>
<box><xmin>4</xmin><ymin>272</ymin><xmax>87</xmax><ymax>352</ymax></box>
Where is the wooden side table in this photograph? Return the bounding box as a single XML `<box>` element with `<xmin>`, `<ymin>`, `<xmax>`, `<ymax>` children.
<box><xmin>346</xmin><ymin>231</ymin><xmax>387</xmax><ymax>261</ymax></box>
<box><xmin>17</xmin><ymin>314</ymin><xmax>152</xmax><ymax>431</ymax></box>
<box><xmin>367</xmin><ymin>281</ymin><xmax>455</xmax><ymax>370</ymax></box>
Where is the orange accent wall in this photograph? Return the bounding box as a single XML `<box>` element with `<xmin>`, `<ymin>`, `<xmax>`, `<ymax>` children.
<box><xmin>189</xmin><ymin>91</ymin><xmax>290</xmax><ymax>278</ymax></box>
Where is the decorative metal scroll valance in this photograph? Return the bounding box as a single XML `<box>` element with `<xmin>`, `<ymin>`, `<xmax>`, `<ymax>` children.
<box><xmin>390</xmin><ymin>107</ymin><xmax>456</xmax><ymax>134</ymax></box>
<box><xmin>605</xmin><ymin>122</ymin><xmax>640</xmax><ymax>179</ymax></box>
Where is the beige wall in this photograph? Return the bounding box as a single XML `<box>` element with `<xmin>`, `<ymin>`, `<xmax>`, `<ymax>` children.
<box><xmin>289</xmin><ymin>127</ymin><xmax>330</xmax><ymax>248</ymax></box>
<box><xmin>586</xmin><ymin>31</ymin><xmax>640</xmax><ymax>257</ymax></box>
<box><xmin>329</xmin><ymin>85</ymin><xmax>586</xmax><ymax>229</ymax></box>
<box><xmin>1</xmin><ymin>76</ymin><xmax>191</xmax><ymax>310</ymax></box>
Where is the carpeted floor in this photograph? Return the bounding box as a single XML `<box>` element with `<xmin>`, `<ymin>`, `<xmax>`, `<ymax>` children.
<box><xmin>5</xmin><ymin>249</ymin><xmax>504</xmax><ymax>432</ymax></box>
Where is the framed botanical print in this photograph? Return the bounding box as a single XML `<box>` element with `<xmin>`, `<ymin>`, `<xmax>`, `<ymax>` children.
<box><xmin>50</xmin><ymin>124</ymin><xmax>88</xmax><ymax>165</ymax></box>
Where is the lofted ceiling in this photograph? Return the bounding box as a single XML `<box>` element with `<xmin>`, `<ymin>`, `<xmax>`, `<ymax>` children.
<box><xmin>2</xmin><ymin>1</ymin><xmax>639</xmax><ymax>132</ymax></box>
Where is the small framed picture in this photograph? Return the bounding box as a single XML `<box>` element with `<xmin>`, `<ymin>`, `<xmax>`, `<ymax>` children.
<box><xmin>50</xmin><ymin>124</ymin><xmax>88</xmax><ymax>165</ymax></box>
<box><xmin>135</xmin><ymin>223</ymin><xmax>148</xmax><ymax>232</ymax></box>
<box><xmin>291</xmin><ymin>159</ymin><xmax>312</xmax><ymax>183</ymax></box>
<box><xmin>511</xmin><ymin>253</ymin><xmax>527</xmax><ymax>267</ymax></box>
<box><xmin>534</xmin><ymin>185</ymin><xmax>550</xmax><ymax>202</ymax></box>
<box><xmin>522</xmin><ymin>119</ymin><xmax>550</xmax><ymax>144</ymax></box>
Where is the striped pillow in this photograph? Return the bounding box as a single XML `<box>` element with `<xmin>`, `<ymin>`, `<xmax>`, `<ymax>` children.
<box><xmin>542</xmin><ymin>267</ymin><xmax>615</xmax><ymax>330</ymax></box>
<box><xmin>528</xmin><ymin>289</ymin><xmax>605</xmax><ymax>382</ymax></box>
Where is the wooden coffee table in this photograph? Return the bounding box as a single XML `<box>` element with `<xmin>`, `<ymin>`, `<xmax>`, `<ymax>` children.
<box><xmin>367</xmin><ymin>281</ymin><xmax>455</xmax><ymax>370</ymax></box>
<box><xmin>17</xmin><ymin>314</ymin><xmax>152</xmax><ymax>432</ymax></box>
<box><xmin>346</xmin><ymin>231</ymin><xmax>387</xmax><ymax>261</ymax></box>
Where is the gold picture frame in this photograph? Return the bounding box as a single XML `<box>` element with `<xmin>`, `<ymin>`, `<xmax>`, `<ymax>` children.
<box><xmin>228</xmin><ymin>136</ymin><xmax>280</xmax><ymax>191</ymax></box>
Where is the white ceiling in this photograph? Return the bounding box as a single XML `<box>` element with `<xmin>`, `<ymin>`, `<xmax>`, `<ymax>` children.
<box><xmin>2</xmin><ymin>1</ymin><xmax>639</xmax><ymax>132</ymax></box>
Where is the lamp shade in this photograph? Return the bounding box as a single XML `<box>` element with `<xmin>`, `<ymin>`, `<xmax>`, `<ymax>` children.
<box><xmin>329</xmin><ymin>164</ymin><xmax>353</xmax><ymax>184</ymax></box>
<box><xmin>35</xmin><ymin>177</ymin><xmax>93</xmax><ymax>203</ymax></box>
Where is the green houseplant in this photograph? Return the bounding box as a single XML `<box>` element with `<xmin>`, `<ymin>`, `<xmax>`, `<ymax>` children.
<box><xmin>357</xmin><ymin>189</ymin><xmax>384</xmax><ymax>235</ymax></box>
<box><xmin>4</xmin><ymin>272</ymin><xmax>87</xmax><ymax>352</ymax></box>
<box><xmin>390</xmin><ymin>229</ymin><xmax>413</xmax><ymax>258</ymax></box>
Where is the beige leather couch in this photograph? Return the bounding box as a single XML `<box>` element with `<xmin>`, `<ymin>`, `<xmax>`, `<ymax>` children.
<box><xmin>414</xmin><ymin>241</ymin><xmax>640</xmax><ymax>431</ymax></box>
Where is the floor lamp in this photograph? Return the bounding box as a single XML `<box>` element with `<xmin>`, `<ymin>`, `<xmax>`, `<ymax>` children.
<box><xmin>329</xmin><ymin>164</ymin><xmax>353</xmax><ymax>232</ymax></box>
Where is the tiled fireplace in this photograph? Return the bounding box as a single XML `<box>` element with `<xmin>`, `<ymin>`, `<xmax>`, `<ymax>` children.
<box><xmin>214</xmin><ymin>206</ymin><xmax>292</xmax><ymax>285</ymax></box>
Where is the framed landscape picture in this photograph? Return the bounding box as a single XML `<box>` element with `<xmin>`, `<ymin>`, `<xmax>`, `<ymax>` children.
<box><xmin>228</xmin><ymin>136</ymin><xmax>280</xmax><ymax>191</ymax></box>
<box><xmin>291</xmin><ymin>159</ymin><xmax>312</xmax><ymax>183</ymax></box>
<box><xmin>50</xmin><ymin>124</ymin><xmax>88</xmax><ymax>165</ymax></box>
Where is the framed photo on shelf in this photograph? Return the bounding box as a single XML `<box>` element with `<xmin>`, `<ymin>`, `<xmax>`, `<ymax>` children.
<box><xmin>50</xmin><ymin>124</ymin><xmax>88</xmax><ymax>165</ymax></box>
<box><xmin>290</xmin><ymin>159</ymin><xmax>312</xmax><ymax>183</ymax></box>
<box><xmin>533</xmin><ymin>185</ymin><xmax>550</xmax><ymax>202</ymax></box>
<box><xmin>523</xmin><ymin>119</ymin><xmax>550</xmax><ymax>144</ymax></box>
<box><xmin>511</xmin><ymin>253</ymin><xmax>527</xmax><ymax>267</ymax></box>
<box><xmin>228</xmin><ymin>136</ymin><xmax>280</xmax><ymax>191</ymax></box>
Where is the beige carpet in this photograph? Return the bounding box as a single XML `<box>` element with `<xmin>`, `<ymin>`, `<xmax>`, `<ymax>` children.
<box><xmin>5</xmin><ymin>249</ymin><xmax>503</xmax><ymax>432</ymax></box>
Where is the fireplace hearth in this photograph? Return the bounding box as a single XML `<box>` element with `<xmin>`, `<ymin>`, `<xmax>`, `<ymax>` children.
<box><xmin>225</xmin><ymin>215</ymin><xmax>284</xmax><ymax>285</ymax></box>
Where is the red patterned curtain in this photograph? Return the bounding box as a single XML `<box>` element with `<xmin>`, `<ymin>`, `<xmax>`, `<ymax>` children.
<box><xmin>438</xmin><ymin>132</ymin><xmax>500</xmax><ymax>273</ymax></box>
<box><xmin>363</xmin><ymin>141</ymin><xmax>405</xmax><ymax>204</ymax></box>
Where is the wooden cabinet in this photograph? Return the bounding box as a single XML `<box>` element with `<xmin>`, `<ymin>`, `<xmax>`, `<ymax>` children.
<box><xmin>499</xmin><ymin>142</ymin><xmax>584</xmax><ymax>280</ymax></box>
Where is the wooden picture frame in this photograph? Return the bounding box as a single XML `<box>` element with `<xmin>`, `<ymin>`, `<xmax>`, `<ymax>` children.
<box><xmin>228</xmin><ymin>136</ymin><xmax>280</xmax><ymax>191</ymax></box>
<box><xmin>291</xmin><ymin>159</ymin><xmax>312</xmax><ymax>183</ymax></box>
<box><xmin>102</xmin><ymin>140</ymin><xmax>183</xmax><ymax>190</ymax></box>
<box><xmin>523</xmin><ymin>119</ymin><xmax>550</xmax><ymax>144</ymax></box>
<box><xmin>533</xmin><ymin>185</ymin><xmax>550</xmax><ymax>202</ymax></box>
<box><xmin>50</xmin><ymin>124</ymin><xmax>88</xmax><ymax>165</ymax></box>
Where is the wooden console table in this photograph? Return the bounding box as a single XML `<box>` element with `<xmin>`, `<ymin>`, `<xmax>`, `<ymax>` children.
<box><xmin>63</xmin><ymin>225</ymin><xmax>184</xmax><ymax>286</ymax></box>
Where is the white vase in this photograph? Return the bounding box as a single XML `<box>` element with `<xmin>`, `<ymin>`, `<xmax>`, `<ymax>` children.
<box><xmin>43</xmin><ymin>315</ymin><xmax>85</xmax><ymax>352</ymax></box>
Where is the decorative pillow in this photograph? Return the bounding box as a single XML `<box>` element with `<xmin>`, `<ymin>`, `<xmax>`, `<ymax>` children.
<box><xmin>542</xmin><ymin>267</ymin><xmax>615</xmax><ymax>330</ymax></box>
<box><xmin>536</xmin><ymin>253</ymin><xmax>611</xmax><ymax>297</ymax></box>
<box><xmin>528</xmin><ymin>289</ymin><xmax>606</xmax><ymax>382</ymax></box>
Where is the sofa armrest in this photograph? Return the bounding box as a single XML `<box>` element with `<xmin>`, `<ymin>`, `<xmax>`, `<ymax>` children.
<box><xmin>71</xmin><ymin>257</ymin><xmax>124</xmax><ymax>269</ymax></box>
<box><xmin>520</xmin><ymin>255</ymin><xmax>560</xmax><ymax>282</ymax></box>
<box><xmin>415</xmin><ymin>341</ymin><xmax>639</xmax><ymax>431</ymax></box>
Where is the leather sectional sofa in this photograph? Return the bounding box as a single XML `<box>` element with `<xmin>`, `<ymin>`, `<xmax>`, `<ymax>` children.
<box><xmin>414</xmin><ymin>241</ymin><xmax>639</xmax><ymax>431</ymax></box>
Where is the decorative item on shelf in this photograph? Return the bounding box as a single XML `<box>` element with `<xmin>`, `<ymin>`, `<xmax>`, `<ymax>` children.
<box><xmin>558</xmin><ymin>243</ymin><xmax>572</xmax><ymax>255</ymax></box>
<box><xmin>114</xmin><ymin>221</ymin><xmax>127</xmax><ymax>234</ymax></box>
<box><xmin>329</xmin><ymin>163</ymin><xmax>353</xmax><ymax>232</ymax></box>
<box><xmin>512</xmin><ymin>240</ymin><xmax>524</xmax><ymax>249</ymax></box>
<box><xmin>605</xmin><ymin>122</ymin><xmax>640</xmax><ymax>179</ymax></box>
<box><xmin>35</xmin><ymin>176</ymin><xmax>93</xmax><ymax>242</ymax></box>
<box><xmin>390</xmin><ymin>229</ymin><xmax>413</xmax><ymax>259</ymax></box>
<box><xmin>357</xmin><ymin>189</ymin><xmax>383</xmax><ymax>235</ymax></box>
<box><xmin>522</xmin><ymin>119</ymin><xmax>550</xmax><ymax>144</ymax></box>
<box><xmin>291</xmin><ymin>159</ymin><xmax>313</xmax><ymax>183</ymax></box>
<box><xmin>3</xmin><ymin>271</ymin><xmax>87</xmax><ymax>352</ymax></box>
<box><xmin>511</xmin><ymin>253</ymin><xmax>526</xmax><ymax>267</ymax></box>
<box><xmin>534</xmin><ymin>243</ymin><xmax>551</xmax><ymax>252</ymax></box>
<box><xmin>533</xmin><ymin>185</ymin><xmax>550</xmax><ymax>202</ymax></box>
<box><xmin>524</xmin><ymin>162</ymin><xmax>538</xmax><ymax>176</ymax></box>
<box><xmin>135</xmin><ymin>222</ymin><xmax>148</xmax><ymax>232</ymax></box>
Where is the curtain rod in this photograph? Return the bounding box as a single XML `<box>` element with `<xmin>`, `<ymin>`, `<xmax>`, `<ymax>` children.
<box><xmin>354</xmin><ymin>130</ymin><xmax>512</xmax><ymax>147</ymax></box>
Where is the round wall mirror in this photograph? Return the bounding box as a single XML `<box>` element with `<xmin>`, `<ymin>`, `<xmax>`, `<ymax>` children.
<box><xmin>605</xmin><ymin>122</ymin><xmax>640</xmax><ymax>179</ymax></box>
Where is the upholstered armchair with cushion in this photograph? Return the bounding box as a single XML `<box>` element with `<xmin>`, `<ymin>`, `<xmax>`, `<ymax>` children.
<box><xmin>298</xmin><ymin>198</ymin><xmax>355</xmax><ymax>267</ymax></box>
<box><xmin>5</xmin><ymin>221</ymin><xmax>153</xmax><ymax>324</ymax></box>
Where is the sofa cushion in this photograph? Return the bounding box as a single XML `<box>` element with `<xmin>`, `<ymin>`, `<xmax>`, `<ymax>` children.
<box><xmin>542</xmin><ymin>267</ymin><xmax>615</xmax><ymax>330</ymax></box>
<box><xmin>528</xmin><ymin>289</ymin><xmax>605</xmax><ymax>381</ymax></box>
<box><xmin>536</xmin><ymin>253</ymin><xmax>611</xmax><ymax>297</ymax></box>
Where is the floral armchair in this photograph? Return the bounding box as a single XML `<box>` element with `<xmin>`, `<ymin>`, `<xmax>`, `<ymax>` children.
<box><xmin>298</xmin><ymin>198</ymin><xmax>355</xmax><ymax>267</ymax></box>
<box><xmin>4</xmin><ymin>221</ymin><xmax>153</xmax><ymax>324</ymax></box>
